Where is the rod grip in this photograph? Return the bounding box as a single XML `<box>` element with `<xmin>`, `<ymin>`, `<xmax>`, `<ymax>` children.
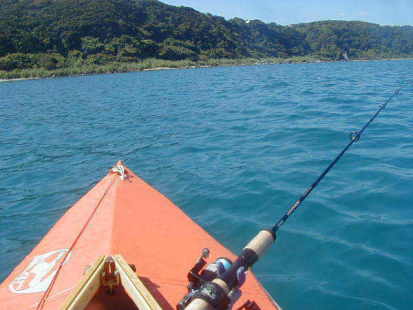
<box><xmin>184</xmin><ymin>299</ymin><xmax>214</xmax><ymax>310</ymax></box>
<box><xmin>243</xmin><ymin>230</ymin><xmax>275</xmax><ymax>259</ymax></box>
<box><xmin>184</xmin><ymin>231</ymin><xmax>275</xmax><ymax>309</ymax></box>
<box><xmin>184</xmin><ymin>279</ymin><xmax>229</xmax><ymax>310</ymax></box>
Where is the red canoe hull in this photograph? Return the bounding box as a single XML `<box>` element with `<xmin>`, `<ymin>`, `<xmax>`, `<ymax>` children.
<box><xmin>0</xmin><ymin>163</ymin><xmax>280</xmax><ymax>309</ymax></box>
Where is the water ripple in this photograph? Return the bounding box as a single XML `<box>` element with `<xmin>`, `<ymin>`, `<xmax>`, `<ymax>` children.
<box><xmin>1</xmin><ymin>60</ymin><xmax>413</xmax><ymax>310</ymax></box>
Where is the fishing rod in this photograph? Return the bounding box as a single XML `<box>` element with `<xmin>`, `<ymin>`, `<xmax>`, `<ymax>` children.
<box><xmin>181</xmin><ymin>87</ymin><xmax>402</xmax><ymax>310</ymax></box>
<box><xmin>272</xmin><ymin>86</ymin><xmax>402</xmax><ymax>234</ymax></box>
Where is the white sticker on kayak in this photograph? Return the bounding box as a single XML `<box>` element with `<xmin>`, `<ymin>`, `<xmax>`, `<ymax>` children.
<box><xmin>9</xmin><ymin>249</ymin><xmax>71</xmax><ymax>294</ymax></box>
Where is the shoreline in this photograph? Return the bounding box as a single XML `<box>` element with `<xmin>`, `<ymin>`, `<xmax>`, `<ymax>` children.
<box><xmin>0</xmin><ymin>77</ymin><xmax>41</xmax><ymax>83</ymax></box>
<box><xmin>1</xmin><ymin>57</ymin><xmax>412</xmax><ymax>83</ymax></box>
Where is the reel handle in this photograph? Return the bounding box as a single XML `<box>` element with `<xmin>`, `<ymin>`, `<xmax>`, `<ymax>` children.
<box><xmin>184</xmin><ymin>230</ymin><xmax>276</xmax><ymax>310</ymax></box>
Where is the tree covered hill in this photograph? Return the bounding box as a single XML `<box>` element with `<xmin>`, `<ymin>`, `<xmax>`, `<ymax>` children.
<box><xmin>293</xmin><ymin>21</ymin><xmax>413</xmax><ymax>59</ymax></box>
<box><xmin>0</xmin><ymin>0</ymin><xmax>412</xmax><ymax>72</ymax></box>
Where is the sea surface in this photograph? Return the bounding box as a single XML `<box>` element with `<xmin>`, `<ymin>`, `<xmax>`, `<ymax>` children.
<box><xmin>1</xmin><ymin>60</ymin><xmax>412</xmax><ymax>310</ymax></box>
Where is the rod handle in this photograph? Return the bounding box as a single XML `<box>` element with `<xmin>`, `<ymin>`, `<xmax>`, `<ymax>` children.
<box><xmin>184</xmin><ymin>279</ymin><xmax>229</xmax><ymax>310</ymax></box>
<box><xmin>184</xmin><ymin>231</ymin><xmax>275</xmax><ymax>310</ymax></box>
<box><xmin>243</xmin><ymin>230</ymin><xmax>275</xmax><ymax>259</ymax></box>
<box><xmin>184</xmin><ymin>299</ymin><xmax>214</xmax><ymax>310</ymax></box>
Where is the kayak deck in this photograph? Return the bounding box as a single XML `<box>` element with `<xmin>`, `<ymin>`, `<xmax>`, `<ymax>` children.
<box><xmin>0</xmin><ymin>162</ymin><xmax>280</xmax><ymax>309</ymax></box>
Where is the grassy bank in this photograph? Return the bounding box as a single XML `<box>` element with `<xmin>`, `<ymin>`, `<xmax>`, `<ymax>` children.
<box><xmin>1</xmin><ymin>56</ymin><xmax>411</xmax><ymax>81</ymax></box>
<box><xmin>0</xmin><ymin>56</ymin><xmax>321</xmax><ymax>80</ymax></box>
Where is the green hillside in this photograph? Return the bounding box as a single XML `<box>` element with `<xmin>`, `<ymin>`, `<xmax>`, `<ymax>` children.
<box><xmin>0</xmin><ymin>0</ymin><xmax>412</xmax><ymax>78</ymax></box>
<box><xmin>293</xmin><ymin>20</ymin><xmax>413</xmax><ymax>59</ymax></box>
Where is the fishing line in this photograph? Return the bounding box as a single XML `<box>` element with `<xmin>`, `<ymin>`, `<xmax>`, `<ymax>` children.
<box><xmin>181</xmin><ymin>86</ymin><xmax>405</xmax><ymax>309</ymax></box>
<box><xmin>272</xmin><ymin>86</ymin><xmax>402</xmax><ymax>234</ymax></box>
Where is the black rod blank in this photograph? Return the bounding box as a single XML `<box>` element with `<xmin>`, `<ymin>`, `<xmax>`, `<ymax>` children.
<box><xmin>272</xmin><ymin>87</ymin><xmax>402</xmax><ymax>234</ymax></box>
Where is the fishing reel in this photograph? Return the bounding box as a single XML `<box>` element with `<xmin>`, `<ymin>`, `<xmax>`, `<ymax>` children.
<box><xmin>177</xmin><ymin>248</ymin><xmax>246</xmax><ymax>310</ymax></box>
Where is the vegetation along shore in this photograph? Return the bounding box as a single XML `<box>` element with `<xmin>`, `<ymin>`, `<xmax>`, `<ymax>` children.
<box><xmin>1</xmin><ymin>0</ymin><xmax>413</xmax><ymax>80</ymax></box>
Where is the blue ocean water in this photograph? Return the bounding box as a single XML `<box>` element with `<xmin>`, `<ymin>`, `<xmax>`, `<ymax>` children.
<box><xmin>0</xmin><ymin>60</ymin><xmax>412</xmax><ymax>309</ymax></box>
